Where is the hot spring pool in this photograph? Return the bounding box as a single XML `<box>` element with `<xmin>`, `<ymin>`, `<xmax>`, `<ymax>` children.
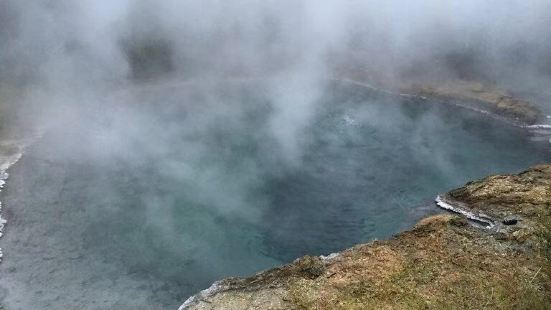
<box><xmin>0</xmin><ymin>81</ymin><xmax>549</xmax><ymax>309</ymax></box>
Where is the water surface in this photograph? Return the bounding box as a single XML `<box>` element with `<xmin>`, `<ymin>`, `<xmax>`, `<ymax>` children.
<box><xmin>0</xmin><ymin>82</ymin><xmax>549</xmax><ymax>309</ymax></box>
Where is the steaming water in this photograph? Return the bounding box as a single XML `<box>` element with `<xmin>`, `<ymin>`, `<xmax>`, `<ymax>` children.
<box><xmin>0</xmin><ymin>82</ymin><xmax>549</xmax><ymax>309</ymax></box>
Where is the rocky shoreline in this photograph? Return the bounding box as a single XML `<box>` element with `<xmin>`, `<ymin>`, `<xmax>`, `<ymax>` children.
<box><xmin>181</xmin><ymin>164</ymin><xmax>551</xmax><ymax>309</ymax></box>
<box><xmin>333</xmin><ymin>63</ymin><xmax>547</xmax><ymax>126</ymax></box>
<box><xmin>401</xmin><ymin>79</ymin><xmax>542</xmax><ymax>125</ymax></box>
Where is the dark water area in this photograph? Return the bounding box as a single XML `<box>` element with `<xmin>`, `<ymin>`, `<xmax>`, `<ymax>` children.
<box><xmin>0</xmin><ymin>82</ymin><xmax>549</xmax><ymax>309</ymax></box>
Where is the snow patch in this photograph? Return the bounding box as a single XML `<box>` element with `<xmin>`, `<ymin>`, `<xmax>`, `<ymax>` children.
<box><xmin>435</xmin><ymin>195</ymin><xmax>495</xmax><ymax>228</ymax></box>
<box><xmin>523</xmin><ymin>124</ymin><xmax>551</xmax><ymax>130</ymax></box>
<box><xmin>0</xmin><ymin>153</ymin><xmax>23</xmax><ymax>262</ymax></box>
<box><xmin>320</xmin><ymin>252</ymin><xmax>340</xmax><ymax>262</ymax></box>
<box><xmin>179</xmin><ymin>281</ymin><xmax>225</xmax><ymax>310</ymax></box>
<box><xmin>0</xmin><ymin>135</ymin><xmax>41</xmax><ymax>263</ymax></box>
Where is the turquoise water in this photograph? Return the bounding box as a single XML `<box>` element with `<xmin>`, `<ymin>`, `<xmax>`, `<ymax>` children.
<box><xmin>0</xmin><ymin>82</ymin><xmax>549</xmax><ymax>309</ymax></box>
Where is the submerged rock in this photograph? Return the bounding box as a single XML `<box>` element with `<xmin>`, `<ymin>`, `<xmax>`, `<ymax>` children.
<box><xmin>182</xmin><ymin>164</ymin><xmax>551</xmax><ymax>309</ymax></box>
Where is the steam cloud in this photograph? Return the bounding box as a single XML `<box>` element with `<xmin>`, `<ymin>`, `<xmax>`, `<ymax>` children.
<box><xmin>2</xmin><ymin>0</ymin><xmax>550</xmax><ymax>151</ymax></box>
<box><xmin>1</xmin><ymin>1</ymin><xmax>551</xmax><ymax>308</ymax></box>
<box><xmin>2</xmin><ymin>1</ymin><xmax>551</xmax><ymax>93</ymax></box>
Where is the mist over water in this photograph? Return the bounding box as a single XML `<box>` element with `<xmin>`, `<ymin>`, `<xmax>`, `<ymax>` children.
<box><xmin>1</xmin><ymin>1</ymin><xmax>551</xmax><ymax>309</ymax></box>
<box><xmin>3</xmin><ymin>1</ymin><xmax>551</xmax><ymax>92</ymax></box>
<box><xmin>0</xmin><ymin>82</ymin><xmax>549</xmax><ymax>308</ymax></box>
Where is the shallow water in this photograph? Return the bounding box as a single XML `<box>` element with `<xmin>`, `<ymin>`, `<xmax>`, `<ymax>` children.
<box><xmin>0</xmin><ymin>82</ymin><xmax>549</xmax><ymax>309</ymax></box>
